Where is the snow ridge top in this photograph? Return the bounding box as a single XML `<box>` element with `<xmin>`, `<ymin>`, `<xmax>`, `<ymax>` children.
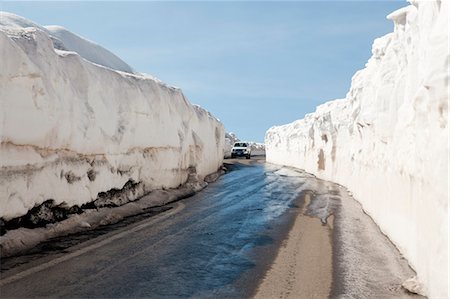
<box><xmin>0</xmin><ymin>12</ymin><xmax>134</xmax><ymax>73</ymax></box>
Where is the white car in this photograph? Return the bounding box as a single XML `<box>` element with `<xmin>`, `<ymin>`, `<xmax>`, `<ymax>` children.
<box><xmin>231</xmin><ymin>142</ymin><xmax>251</xmax><ymax>159</ymax></box>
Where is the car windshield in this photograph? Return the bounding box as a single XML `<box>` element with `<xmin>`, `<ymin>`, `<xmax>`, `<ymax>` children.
<box><xmin>234</xmin><ymin>143</ymin><xmax>248</xmax><ymax>147</ymax></box>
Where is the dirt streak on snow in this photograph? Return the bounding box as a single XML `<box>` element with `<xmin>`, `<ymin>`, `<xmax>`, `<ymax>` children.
<box><xmin>0</xmin><ymin>13</ymin><xmax>224</xmax><ymax>222</ymax></box>
<box><xmin>0</xmin><ymin>168</ymin><xmax>224</xmax><ymax>258</ymax></box>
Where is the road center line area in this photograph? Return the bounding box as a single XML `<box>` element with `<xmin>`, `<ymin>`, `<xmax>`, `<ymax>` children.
<box><xmin>0</xmin><ymin>159</ymin><xmax>420</xmax><ymax>298</ymax></box>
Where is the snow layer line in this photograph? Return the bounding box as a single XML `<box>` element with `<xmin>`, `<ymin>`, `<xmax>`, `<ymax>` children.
<box><xmin>0</xmin><ymin>16</ymin><xmax>224</xmax><ymax>221</ymax></box>
<box><xmin>265</xmin><ymin>1</ymin><xmax>448</xmax><ymax>297</ymax></box>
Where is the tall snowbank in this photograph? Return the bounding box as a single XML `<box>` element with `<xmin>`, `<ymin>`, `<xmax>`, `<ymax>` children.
<box><xmin>0</xmin><ymin>14</ymin><xmax>224</xmax><ymax>221</ymax></box>
<box><xmin>266</xmin><ymin>1</ymin><xmax>448</xmax><ymax>297</ymax></box>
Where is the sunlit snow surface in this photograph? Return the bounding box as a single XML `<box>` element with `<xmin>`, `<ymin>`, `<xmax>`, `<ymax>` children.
<box><xmin>266</xmin><ymin>1</ymin><xmax>448</xmax><ymax>297</ymax></box>
<box><xmin>0</xmin><ymin>13</ymin><xmax>224</xmax><ymax>221</ymax></box>
<box><xmin>0</xmin><ymin>12</ymin><xmax>134</xmax><ymax>73</ymax></box>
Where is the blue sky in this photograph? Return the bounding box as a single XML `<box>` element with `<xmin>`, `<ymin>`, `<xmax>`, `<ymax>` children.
<box><xmin>2</xmin><ymin>1</ymin><xmax>405</xmax><ymax>142</ymax></box>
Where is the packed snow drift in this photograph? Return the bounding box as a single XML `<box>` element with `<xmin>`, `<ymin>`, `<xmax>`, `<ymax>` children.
<box><xmin>266</xmin><ymin>1</ymin><xmax>448</xmax><ymax>297</ymax></box>
<box><xmin>0</xmin><ymin>13</ymin><xmax>224</xmax><ymax>224</ymax></box>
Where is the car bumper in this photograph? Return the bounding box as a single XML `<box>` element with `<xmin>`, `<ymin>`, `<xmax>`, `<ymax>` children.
<box><xmin>232</xmin><ymin>152</ymin><xmax>250</xmax><ymax>156</ymax></box>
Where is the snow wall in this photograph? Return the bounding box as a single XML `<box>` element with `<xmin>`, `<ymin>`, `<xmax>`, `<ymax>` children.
<box><xmin>265</xmin><ymin>1</ymin><xmax>448</xmax><ymax>297</ymax></box>
<box><xmin>0</xmin><ymin>15</ymin><xmax>224</xmax><ymax>221</ymax></box>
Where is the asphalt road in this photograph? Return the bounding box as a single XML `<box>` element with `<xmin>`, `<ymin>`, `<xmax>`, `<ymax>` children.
<box><xmin>0</xmin><ymin>158</ymin><xmax>419</xmax><ymax>298</ymax></box>
<box><xmin>1</xmin><ymin>159</ymin><xmax>314</xmax><ymax>298</ymax></box>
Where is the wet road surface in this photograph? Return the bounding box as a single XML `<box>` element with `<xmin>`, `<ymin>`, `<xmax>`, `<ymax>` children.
<box><xmin>0</xmin><ymin>159</ymin><xmax>418</xmax><ymax>298</ymax></box>
<box><xmin>1</xmin><ymin>160</ymin><xmax>318</xmax><ymax>298</ymax></box>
